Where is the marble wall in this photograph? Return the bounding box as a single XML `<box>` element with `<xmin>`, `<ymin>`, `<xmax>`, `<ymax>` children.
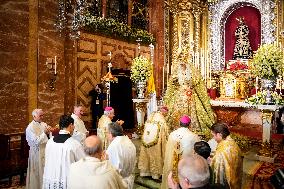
<box><xmin>0</xmin><ymin>0</ymin><xmax>67</xmax><ymax>133</ymax></box>
<box><xmin>37</xmin><ymin>0</ymin><xmax>66</xmax><ymax>126</ymax></box>
<box><xmin>0</xmin><ymin>1</ymin><xmax>29</xmax><ymax>133</ymax></box>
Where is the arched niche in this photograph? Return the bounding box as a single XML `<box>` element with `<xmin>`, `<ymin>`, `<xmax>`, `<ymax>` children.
<box><xmin>224</xmin><ymin>5</ymin><xmax>261</xmax><ymax>62</ymax></box>
<box><xmin>209</xmin><ymin>0</ymin><xmax>276</xmax><ymax>71</ymax></box>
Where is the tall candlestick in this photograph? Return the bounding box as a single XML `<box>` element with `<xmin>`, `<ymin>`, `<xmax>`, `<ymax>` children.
<box><xmin>209</xmin><ymin>52</ymin><xmax>212</xmax><ymax>88</ymax></box>
<box><xmin>54</xmin><ymin>56</ymin><xmax>57</xmax><ymax>75</ymax></box>
<box><xmin>162</xmin><ymin>66</ymin><xmax>165</xmax><ymax>92</ymax></box>
<box><xmin>256</xmin><ymin>76</ymin><xmax>259</xmax><ymax>94</ymax></box>
<box><xmin>280</xmin><ymin>76</ymin><xmax>282</xmax><ymax>95</ymax></box>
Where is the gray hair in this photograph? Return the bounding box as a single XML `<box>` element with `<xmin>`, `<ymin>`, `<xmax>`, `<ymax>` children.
<box><xmin>178</xmin><ymin>154</ymin><xmax>210</xmax><ymax>187</ymax></box>
<box><xmin>32</xmin><ymin>109</ymin><xmax>43</xmax><ymax>117</ymax></box>
<box><xmin>108</xmin><ymin>122</ymin><xmax>123</xmax><ymax>137</ymax></box>
<box><xmin>83</xmin><ymin>140</ymin><xmax>102</xmax><ymax>156</ymax></box>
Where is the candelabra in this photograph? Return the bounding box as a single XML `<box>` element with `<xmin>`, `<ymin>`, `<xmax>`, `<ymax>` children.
<box><xmin>45</xmin><ymin>56</ymin><xmax>58</xmax><ymax>90</ymax></box>
<box><xmin>136</xmin><ymin>38</ymin><xmax>142</xmax><ymax>56</ymax></box>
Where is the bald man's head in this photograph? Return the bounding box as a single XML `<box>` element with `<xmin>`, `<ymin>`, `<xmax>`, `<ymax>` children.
<box><xmin>178</xmin><ymin>154</ymin><xmax>210</xmax><ymax>188</ymax></box>
<box><xmin>83</xmin><ymin>135</ymin><xmax>102</xmax><ymax>156</ymax></box>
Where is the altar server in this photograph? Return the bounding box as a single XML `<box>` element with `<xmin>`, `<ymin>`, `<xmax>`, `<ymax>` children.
<box><xmin>42</xmin><ymin>114</ymin><xmax>85</xmax><ymax>189</ymax></box>
<box><xmin>211</xmin><ymin>122</ymin><xmax>242</xmax><ymax>189</ymax></box>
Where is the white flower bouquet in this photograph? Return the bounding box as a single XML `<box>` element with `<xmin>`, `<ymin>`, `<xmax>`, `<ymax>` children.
<box><xmin>130</xmin><ymin>56</ymin><xmax>152</xmax><ymax>83</ymax></box>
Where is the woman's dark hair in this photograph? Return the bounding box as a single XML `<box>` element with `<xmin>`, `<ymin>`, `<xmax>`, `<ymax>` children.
<box><xmin>194</xmin><ymin>141</ymin><xmax>211</xmax><ymax>159</ymax></box>
<box><xmin>59</xmin><ymin>114</ymin><xmax>74</xmax><ymax>129</ymax></box>
<box><xmin>210</xmin><ymin>122</ymin><xmax>230</xmax><ymax>139</ymax></box>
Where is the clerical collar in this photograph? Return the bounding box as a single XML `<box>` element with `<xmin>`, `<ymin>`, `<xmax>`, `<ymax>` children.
<box><xmin>59</xmin><ymin>130</ymin><xmax>71</xmax><ymax>135</ymax></box>
<box><xmin>54</xmin><ymin>130</ymin><xmax>71</xmax><ymax>143</ymax></box>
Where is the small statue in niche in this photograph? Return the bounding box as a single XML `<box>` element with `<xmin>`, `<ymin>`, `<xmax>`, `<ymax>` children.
<box><xmin>233</xmin><ymin>17</ymin><xmax>253</xmax><ymax>59</ymax></box>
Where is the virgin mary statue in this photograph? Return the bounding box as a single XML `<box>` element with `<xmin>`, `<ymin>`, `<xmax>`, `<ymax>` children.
<box><xmin>164</xmin><ymin>46</ymin><xmax>215</xmax><ymax>137</ymax></box>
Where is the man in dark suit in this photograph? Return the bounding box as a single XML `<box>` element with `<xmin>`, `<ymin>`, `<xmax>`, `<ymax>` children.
<box><xmin>89</xmin><ymin>84</ymin><xmax>106</xmax><ymax>129</ymax></box>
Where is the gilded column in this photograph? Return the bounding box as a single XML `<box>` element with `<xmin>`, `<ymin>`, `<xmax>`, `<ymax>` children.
<box><xmin>28</xmin><ymin>0</ymin><xmax>38</xmax><ymax>121</ymax></box>
<box><xmin>128</xmin><ymin>0</ymin><xmax>133</xmax><ymax>26</ymax></box>
<box><xmin>171</xmin><ymin>13</ymin><xmax>179</xmax><ymax>76</ymax></box>
<box><xmin>193</xmin><ymin>7</ymin><xmax>201</xmax><ymax>51</ymax></box>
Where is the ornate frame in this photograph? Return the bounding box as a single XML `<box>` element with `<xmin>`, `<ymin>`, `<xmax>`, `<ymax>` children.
<box><xmin>209</xmin><ymin>0</ymin><xmax>276</xmax><ymax>71</ymax></box>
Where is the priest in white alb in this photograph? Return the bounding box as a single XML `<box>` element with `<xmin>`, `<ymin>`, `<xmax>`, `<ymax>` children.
<box><xmin>26</xmin><ymin>109</ymin><xmax>51</xmax><ymax>189</ymax></box>
<box><xmin>161</xmin><ymin>115</ymin><xmax>200</xmax><ymax>189</ymax></box>
<box><xmin>106</xmin><ymin>122</ymin><xmax>136</xmax><ymax>189</ymax></box>
<box><xmin>68</xmin><ymin>135</ymin><xmax>127</xmax><ymax>189</ymax></box>
<box><xmin>71</xmin><ymin>105</ymin><xmax>88</xmax><ymax>143</ymax></box>
<box><xmin>42</xmin><ymin>114</ymin><xmax>85</xmax><ymax>189</ymax></box>
<box><xmin>138</xmin><ymin>106</ymin><xmax>170</xmax><ymax>179</ymax></box>
<box><xmin>97</xmin><ymin>106</ymin><xmax>124</xmax><ymax>150</ymax></box>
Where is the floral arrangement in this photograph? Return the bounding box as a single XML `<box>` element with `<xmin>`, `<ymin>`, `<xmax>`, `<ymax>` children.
<box><xmin>245</xmin><ymin>91</ymin><xmax>284</xmax><ymax>105</ymax></box>
<box><xmin>130</xmin><ymin>56</ymin><xmax>152</xmax><ymax>83</ymax></box>
<box><xmin>251</xmin><ymin>44</ymin><xmax>284</xmax><ymax>79</ymax></box>
<box><xmin>84</xmin><ymin>13</ymin><xmax>156</xmax><ymax>45</ymax></box>
<box><xmin>227</xmin><ymin>60</ymin><xmax>248</xmax><ymax>71</ymax></box>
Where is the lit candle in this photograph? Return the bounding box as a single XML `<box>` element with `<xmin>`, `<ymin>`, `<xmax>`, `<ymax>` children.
<box><xmin>256</xmin><ymin>76</ymin><xmax>258</xmax><ymax>94</ymax></box>
<box><xmin>209</xmin><ymin>52</ymin><xmax>212</xmax><ymax>88</ymax></box>
<box><xmin>54</xmin><ymin>56</ymin><xmax>57</xmax><ymax>75</ymax></box>
<box><xmin>162</xmin><ymin>66</ymin><xmax>165</xmax><ymax>92</ymax></box>
<box><xmin>280</xmin><ymin>76</ymin><xmax>282</xmax><ymax>95</ymax></box>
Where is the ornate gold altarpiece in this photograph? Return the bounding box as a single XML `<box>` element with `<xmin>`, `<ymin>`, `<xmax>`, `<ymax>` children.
<box><xmin>164</xmin><ymin>0</ymin><xmax>284</xmax><ymax>160</ymax></box>
<box><xmin>164</xmin><ymin>0</ymin><xmax>210</xmax><ymax>87</ymax></box>
<box><xmin>164</xmin><ymin>0</ymin><xmax>284</xmax><ymax>86</ymax></box>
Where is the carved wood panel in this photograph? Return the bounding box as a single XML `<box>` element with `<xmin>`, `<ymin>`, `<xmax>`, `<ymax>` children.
<box><xmin>76</xmin><ymin>32</ymin><xmax>150</xmax><ymax>121</ymax></box>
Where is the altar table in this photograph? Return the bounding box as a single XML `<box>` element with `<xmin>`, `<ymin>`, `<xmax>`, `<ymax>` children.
<box><xmin>210</xmin><ymin>100</ymin><xmax>283</xmax><ymax>142</ymax></box>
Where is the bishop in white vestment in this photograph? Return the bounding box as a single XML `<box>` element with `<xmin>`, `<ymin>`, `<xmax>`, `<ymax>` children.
<box><xmin>26</xmin><ymin>109</ymin><xmax>51</xmax><ymax>189</ymax></box>
<box><xmin>161</xmin><ymin>115</ymin><xmax>200</xmax><ymax>189</ymax></box>
<box><xmin>138</xmin><ymin>106</ymin><xmax>169</xmax><ymax>179</ymax></box>
<box><xmin>106</xmin><ymin>122</ymin><xmax>136</xmax><ymax>189</ymax></box>
<box><xmin>71</xmin><ymin>105</ymin><xmax>88</xmax><ymax>143</ymax></box>
<box><xmin>42</xmin><ymin>115</ymin><xmax>85</xmax><ymax>189</ymax></box>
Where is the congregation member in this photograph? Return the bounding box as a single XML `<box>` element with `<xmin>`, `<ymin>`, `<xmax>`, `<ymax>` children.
<box><xmin>97</xmin><ymin>106</ymin><xmax>124</xmax><ymax>150</ymax></box>
<box><xmin>138</xmin><ymin>106</ymin><xmax>169</xmax><ymax>179</ymax></box>
<box><xmin>210</xmin><ymin>122</ymin><xmax>242</xmax><ymax>189</ymax></box>
<box><xmin>161</xmin><ymin>115</ymin><xmax>200</xmax><ymax>189</ymax></box>
<box><xmin>106</xmin><ymin>122</ymin><xmax>136</xmax><ymax>189</ymax></box>
<box><xmin>69</xmin><ymin>135</ymin><xmax>128</xmax><ymax>189</ymax></box>
<box><xmin>194</xmin><ymin>141</ymin><xmax>212</xmax><ymax>163</ymax></box>
<box><xmin>167</xmin><ymin>154</ymin><xmax>211</xmax><ymax>189</ymax></box>
<box><xmin>71</xmin><ymin>105</ymin><xmax>88</xmax><ymax>143</ymax></box>
<box><xmin>26</xmin><ymin>109</ymin><xmax>51</xmax><ymax>189</ymax></box>
<box><xmin>42</xmin><ymin>114</ymin><xmax>85</xmax><ymax>189</ymax></box>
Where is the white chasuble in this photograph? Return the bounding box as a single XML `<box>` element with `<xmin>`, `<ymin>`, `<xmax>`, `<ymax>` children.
<box><xmin>138</xmin><ymin>112</ymin><xmax>169</xmax><ymax>179</ymax></box>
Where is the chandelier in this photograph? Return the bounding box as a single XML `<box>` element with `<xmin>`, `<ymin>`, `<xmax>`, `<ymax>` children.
<box><xmin>54</xmin><ymin>0</ymin><xmax>88</xmax><ymax>40</ymax></box>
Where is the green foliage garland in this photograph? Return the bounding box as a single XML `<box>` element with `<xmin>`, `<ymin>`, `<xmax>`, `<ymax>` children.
<box><xmin>84</xmin><ymin>13</ymin><xmax>156</xmax><ymax>45</ymax></box>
